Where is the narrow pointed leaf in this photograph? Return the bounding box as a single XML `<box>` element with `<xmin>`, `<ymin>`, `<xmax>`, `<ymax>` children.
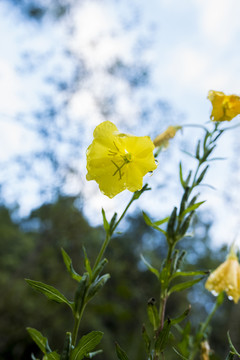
<box><xmin>155</xmin><ymin>318</ymin><xmax>171</xmax><ymax>352</ymax></box>
<box><xmin>147</xmin><ymin>300</ymin><xmax>159</xmax><ymax>330</ymax></box>
<box><xmin>26</xmin><ymin>280</ymin><xmax>73</xmax><ymax>309</ymax></box>
<box><xmin>178</xmin><ymin>212</ymin><xmax>194</xmax><ymax>237</ymax></box>
<box><xmin>196</xmin><ymin>165</ymin><xmax>209</xmax><ymax>185</ymax></box>
<box><xmin>74</xmin><ymin>273</ymin><xmax>89</xmax><ymax>315</ymax></box>
<box><xmin>61</xmin><ymin>248</ymin><xmax>82</xmax><ymax>282</ymax></box>
<box><xmin>179</xmin><ymin>187</ymin><xmax>190</xmax><ymax>216</ymax></box>
<box><xmin>180</xmin><ymin>201</ymin><xmax>205</xmax><ymax>219</ymax></box>
<box><xmin>140</xmin><ymin>255</ymin><xmax>160</xmax><ymax>279</ymax></box>
<box><xmin>171</xmin><ymin>305</ymin><xmax>191</xmax><ymax>325</ymax></box>
<box><xmin>27</xmin><ymin>327</ymin><xmax>51</xmax><ymax>354</ymax></box>
<box><xmin>154</xmin><ymin>217</ymin><xmax>169</xmax><ymax>226</ymax></box>
<box><xmin>168</xmin><ymin>276</ymin><xmax>204</xmax><ymax>295</ymax></box>
<box><xmin>71</xmin><ymin>331</ymin><xmax>103</xmax><ymax>360</ymax></box>
<box><xmin>179</xmin><ymin>162</ymin><xmax>185</xmax><ymax>188</ymax></box>
<box><xmin>171</xmin><ymin>270</ymin><xmax>209</xmax><ymax>281</ymax></box>
<box><xmin>195</xmin><ymin>140</ymin><xmax>201</xmax><ymax>159</ymax></box>
<box><xmin>92</xmin><ymin>258</ymin><xmax>108</xmax><ymax>281</ymax></box>
<box><xmin>142</xmin><ymin>211</ymin><xmax>153</xmax><ymax>226</ymax></box>
<box><xmin>115</xmin><ymin>342</ymin><xmax>129</xmax><ymax>360</ymax></box>
<box><xmin>167</xmin><ymin>207</ymin><xmax>177</xmax><ymax>240</ymax></box>
<box><xmin>101</xmin><ymin>208</ymin><xmax>109</xmax><ymax>232</ymax></box>
<box><xmin>142</xmin><ymin>325</ymin><xmax>151</xmax><ymax>355</ymax></box>
<box><xmin>172</xmin><ymin>347</ymin><xmax>188</xmax><ymax>360</ymax></box>
<box><xmin>87</xmin><ymin>274</ymin><xmax>110</xmax><ymax>301</ymax></box>
<box><xmin>142</xmin><ymin>212</ymin><xmax>167</xmax><ymax>235</ymax></box>
<box><xmin>61</xmin><ymin>332</ymin><xmax>72</xmax><ymax>360</ymax></box>
<box><xmin>83</xmin><ymin>247</ymin><xmax>92</xmax><ymax>278</ymax></box>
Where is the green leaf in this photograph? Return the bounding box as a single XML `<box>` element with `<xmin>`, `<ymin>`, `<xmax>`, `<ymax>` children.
<box><xmin>173</xmin><ymin>250</ymin><xmax>186</xmax><ymax>274</ymax></box>
<box><xmin>196</xmin><ymin>165</ymin><xmax>209</xmax><ymax>185</ymax></box>
<box><xmin>154</xmin><ymin>217</ymin><xmax>169</xmax><ymax>226</ymax></box>
<box><xmin>179</xmin><ymin>162</ymin><xmax>185</xmax><ymax>188</ymax></box>
<box><xmin>74</xmin><ymin>273</ymin><xmax>89</xmax><ymax>315</ymax></box>
<box><xmin>147</xmin><ymin>298</ymin><xmax>159</xmax><ymax>330</ymax></box>
<box><xmin>140</xmin><ymin>254</ymin><xmax>160</xmax><ymax>279</ymax></box>
<box><xmin>26</xmin><ymin>280</ymin><xmax>73</xmax><ymax>310</ymax></box>
<box><xmin>180</xmin><ymin>201</ymin><xmax>205</xmax><ymax>219</ymax></box>
<box><xmin>171</xmin><ymin>305</ymin><xmax>191</xmax><ymax>326</ymax></box>
<box><xmin>170</xmin><ymin>270</ymin><xmax>209</xmax><ymax>281</ymax></box>
<box><xmin>155</xmin><ymin>318</ymin><xmax>171</xmax><ymax>352</ymax></box>
<box><xmin>83</xmin><ymin>247</ymin><xmax>92</xmax><ymax>278</ymax></box>
<box><xmin>195</xmin><ymin>140</ymin><xmax>201</xmax><ymax>159</ymax></box>
<box><xmin>27</xmin><ymin>327</ymin><xmax>51</xmax><ymax>354</ymax></box>
<box><xmin>179</xmin><ymin>187</ymin><xmax>190</xmax><ymax>216</ymax></box>
<box><xmin>142</xmin><ymin>211</ymin><xmax>152</xmax><ymax>226</ymax></box>
<box><xmin>142</xmin><ymin>325</ymin><xmax>151</xmax><ymax>355</ymax></box>
<box><xmin>92</xmin><ymin>258</ymin><xmax>108</xmax><ymax>281</ymax></box>
<box><xmin>71</xmin><ymin>331</ymin><xmax>103</xmax><ymax>360</ymax></box>
<box><xmin>101</xmin><ymin>208</ymin><xmax>109</xmax><ymax>232</ymax></box>
<box><xmin>109</xmin><ymin>212</ymin><xmax>118</xmax><ymax>233</ymax></box>
<box><xmin>142</xmin><ymin>212</ymin><xmax>167</xmax><ymax>235</ymax></box>
<box><xmin>61</xmin><ymin>332</ymin><xmax>72</xmax><ymax>360</ymax></box>
<box><xmin>61</xmin><ymin>248</ymin><xmax>82</xmax><ymax>282</ymax></box>
<box><xmin>172</xmin><ymin>347</ymin><xmax>188</xmax><ymax>360</ymax></box>
<box><xmin>115</xmin><ymin>342</ymin><xmax>129</xmax><ymax>360</ymax></box>
<box><xmin>201</xmin><ymin>145</ymin><xmax>216</xmax><ymax>162</ymax></box>
<box><xmin>177</xmin><ymin>321</ymin><xmax>191</xmax><ymax>357</ymax></box>
<box><xmin>167</xmin><ymin>207</ymin><xmax>177</xmax><ymax>240</ymax></box>
<box><xmin>178</xmin><ymin>211</ymin><xmax>195</xmax><ymax>237</ymax></box>
<box><xmin>87</xmin><ymin>274</ymin><xmax>110</xmax><ymax>301</ymax></box>
<box><xmin>168</xmin><ymin>276</ymin><xmax>204</xmax><ymax>295</ymax></box>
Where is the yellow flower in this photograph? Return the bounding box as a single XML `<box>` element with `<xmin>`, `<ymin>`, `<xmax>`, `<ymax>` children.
<box><xmin>205</xmin><ymin>247</ymin><xmax>240</xmax><ymax>303</ymax></box>
<box><xmin>86</xmin><ymin>121</ymin><xmax>157</xmax><ymax>198</ymax></box>
<box><xmin>153</xmin><ymin>125</ymin><xmax>181</xmax><ymax>149</ymax></box>
<box><xmin>207</xmin><ymin>90</ymin><xmax>240</xmax><ymax>122</ymax></box>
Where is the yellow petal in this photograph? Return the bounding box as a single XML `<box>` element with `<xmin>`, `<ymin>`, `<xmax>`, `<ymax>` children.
<box><xmin>205</xmin><ymin>256</ymin><xmax>240</xmax><ymax>303</ymax></box>
<box><xmin>86</xmin><ymin>121</ymin><xmax>157</xmax><ymax>198</ymax></box>
<box><xmin>208</xmin><ymin>90</ymin><xmax>240</xmax><ymax>122</ymax></box>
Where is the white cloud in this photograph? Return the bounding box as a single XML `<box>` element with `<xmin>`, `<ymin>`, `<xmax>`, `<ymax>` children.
<box><xmin>197</xmin><ymin>0</ymin><xmax>240</xmax><ymax>47</ymax></box>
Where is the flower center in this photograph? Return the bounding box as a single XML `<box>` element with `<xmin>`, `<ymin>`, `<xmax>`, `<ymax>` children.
<box><xmin>108</xmin><ymin>142</ymin><xmax>132</xmax><ymax>180</ymax></box>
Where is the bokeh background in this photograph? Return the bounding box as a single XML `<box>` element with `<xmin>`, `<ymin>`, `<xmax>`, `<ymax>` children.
<box><xmin>0</xmin><ymin>0</ymin><xmax>240</xmax><ymax>359</ymax></box>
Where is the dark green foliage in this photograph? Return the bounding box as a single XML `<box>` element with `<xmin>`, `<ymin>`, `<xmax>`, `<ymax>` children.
<box><xmin>1</xmin><ymin>197</ymin><xmax>240</xmax><ymax>359</ymax></box>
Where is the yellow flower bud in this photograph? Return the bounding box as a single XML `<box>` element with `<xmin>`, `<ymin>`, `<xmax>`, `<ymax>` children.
<box><xmin>207</xmin><ymin>90</ymin><xmax>240</xmax><ymax>122</ymax></box>
<box><xmin>86</xmin><ymin>121</ymin><xmax>157</xmax><ymax>198</ymax></box>
<box><xmin>200</xmin><ymin>340</ymin><xmax>210</xmax><ymax>360</ymax></box>
<box><xmin>153</xmin><ymin>125</ymin><xmax>181</xmax><ymax>148</ymax></box>
<box><xmin>205</xmin><ymin>247</ymin><xmax>240</xmax><ymax>303</ymax></box>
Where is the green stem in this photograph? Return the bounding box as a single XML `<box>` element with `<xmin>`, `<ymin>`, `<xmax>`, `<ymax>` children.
<box><xmin>72</xmin><ymin>303</ymin><xmax>86</xmax><ymax>347</ymax></box>
<box><xmin>93</xmin><ymin>191</ymin><xmax>140</xmax><ymax>271</ymax></box>
<box><xmin>71</xmin><ymin>186</ymin><xmax>149</xmax><ymax>348</ymax></box>
<box><xmin>189</xmin><ymin>293</ymin><xmax>224</xmax><ymax>360</ymax></box>
<box><xmin>93</xmin><ymin>233</ymin><xmax>111</xmax><ymax>272</ymax></box>
<box><xmin>159</xmin><ymin>295</ymin><xmax>168</xmax><ymax>330</ymax></box>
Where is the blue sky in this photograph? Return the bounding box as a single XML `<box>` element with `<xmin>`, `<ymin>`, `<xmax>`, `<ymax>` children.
<box><xmin>0</xmin><ymin>0</ymin><xmax>240</xmax><ymax>246</ymax></box>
